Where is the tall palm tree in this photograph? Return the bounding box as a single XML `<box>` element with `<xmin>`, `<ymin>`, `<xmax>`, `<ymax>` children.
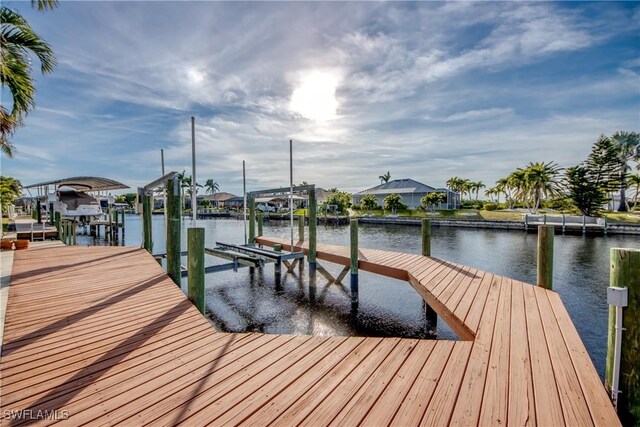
<box><xmin>485</xmin><ymin>187</ymin><xmax>497</xmax><ymax>203</ymax></box>
<box><xmin>507</xmin><ymin>170</ymin><xmax>528</xmax><ymax>209</ymax></box>
<box><xmin>204</xmin><ymin>179</ymin><xmax>219</xmax><ymax>195</ymax></box>
<box><xmin>610</xmin><ymin>131</ymin><xmax>640</xmax><ymax>212</ymax></box>
<box><xmin>522</xmin><ymin>161</ymin><xmax>563</xmax><ymax>213</ymax></box>
<box><xmin>0</xmin><ymin>1</ymin><xmax>57</xmax><ymax>157</ymax></box>
<box><xmin>378</xmin><ymin>171</ymin><xmax>391</xmax><ymax>185</ymax></box>
<box><xmin>471</xmin><ymin>181</ymin><xmax>485</xmax><ymax>200</ymax></box>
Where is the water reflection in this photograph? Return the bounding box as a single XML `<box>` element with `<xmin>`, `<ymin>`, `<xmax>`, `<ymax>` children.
<box><xmin>78</xmin><ymin>215</ymin><xmax>638</xmax><ymax>376</ymax></box>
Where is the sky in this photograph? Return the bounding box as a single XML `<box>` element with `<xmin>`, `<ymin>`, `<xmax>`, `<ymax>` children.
<box><xmin>1</xmin><ymin>1</ymin><xmax>639</xmax><ymax>196</ymax></box>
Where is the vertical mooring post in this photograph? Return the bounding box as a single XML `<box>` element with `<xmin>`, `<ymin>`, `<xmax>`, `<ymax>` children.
<box><xmin>54</xmin><ymin>212</ymin><xmax>61</xmax><ymax>236</ymax></box>
<box><xmin>582</xmin><ymin>215</ymin><xmax>586</xmax><ymax>235</ymax></box>
<box><xmin>606</xmin><ymin>248</ymin><xmax>640</xmax><ymax>425</ymax></box>
<box><xmin>562</xmin><ymin>214</ymin><xmax>566</xmax><ymax>234</ymax></box>
<box><xmin>421</xmin><ymin>218</ymin><xmax>431</xmax><ymax>257</ymax></box>
<box><xmin>308</xmin><ymin>189</ymin><xmax>317</xmax><ymax>272</ymax></box>
<box><xmin>113</xmin><ymin>210</ymin><xmax>119</xmax><ymax>241</ymax></box>
<box><xmin>188</xmin><ymin>227</ymin><xmax>205</xmax><ymax>315</ymax></box>
<box><xmin>537</xmin><ymin>225</ymin><xmax>554</xmax><ymax>289</ymax></box>
<box><xmin>72</xmin><ymin>222</ymin><xmax>77</xmax><ymax>245</ymax></box>
<box><xmin>36</xmin><ymin>199</ymin><xmax>42</xmax><ymax>224</ymax></box>
<box><xmin>350</xmin><ymin>219</ymin><xmax>359</xmax><ymax>307</ymax></box>
<box><xmin>257</xmin><ymin>212</ymin><xmax>263</xmax><ymax>237</ymax></box>
<box><xmin>274</xmin><ymin>243</ymin><xmax>282</xmax><ymax>285</ymax></box>
<box><xmin>248</xmin><ymin>197</ymin><xmax>256</xmax><ymax>244</ymax></box>
<box><xmin>298</xmin><ymin>214</ymin><xmax>305</xmax><ymax>242</ymax></box>
<box><xmin>166</xmin><ymin>177</ymin><xmax>182</xmax><ymax>287</ymax></box>
<box><xmin>142</xmin><ymin>193</ymin><xmax>153</xmax><ymax>253</ymax></box>
<box><xmin>422</xmin><ymin>218</ymin><xmax>437</xmax><ymax>334</ymax></box>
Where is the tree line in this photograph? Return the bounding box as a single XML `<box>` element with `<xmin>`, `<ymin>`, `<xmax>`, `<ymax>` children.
<box><xmin>447</xmin><ymin>131</ymin><xmax>639</xmax><ymax>215</ymax></box>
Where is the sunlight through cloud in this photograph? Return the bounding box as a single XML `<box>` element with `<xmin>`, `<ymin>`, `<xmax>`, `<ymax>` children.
<box><xmin>289</xmin><ymin>70</ymin><xmax>340</xmax><ymax>121</ymax></box>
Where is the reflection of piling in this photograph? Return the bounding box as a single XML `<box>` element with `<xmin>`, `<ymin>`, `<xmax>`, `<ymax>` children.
<box><xmin>274</xmin><ymin>243</ymin><xmax>282</xmax><ymax>286</ymax></box>
<box><xmin>350</xmin><ymin>219</ymin><xmax>359</xmax><ymax>308</ymax></box>
<box><xmin>422</xmin><ymin>218</ymin><xmax>437</xmax><ymax>335</ymax></box>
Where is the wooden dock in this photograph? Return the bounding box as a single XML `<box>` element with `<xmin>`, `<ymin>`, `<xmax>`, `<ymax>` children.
<box><xmin>0</xmin><ymin>242</ymin><xmax>620</xmax><ymax>426</ymax></box>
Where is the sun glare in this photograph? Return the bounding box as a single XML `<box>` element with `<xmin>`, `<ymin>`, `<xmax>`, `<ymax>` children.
<box><xmin>186</xmin><ymin>68</ymin><xmax>205</xmax><ymax>85</ymax></box>
<box><xmin>289</xmin><ymin>71</ymin><xmax>339</xmax><ymax>121</ymax></box>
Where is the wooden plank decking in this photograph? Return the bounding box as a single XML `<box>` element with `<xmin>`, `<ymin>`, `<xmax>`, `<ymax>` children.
<box><xmin>0</xmin><ymin>242</ymin><xmax>620</xmax><ymax>426</ymax></box>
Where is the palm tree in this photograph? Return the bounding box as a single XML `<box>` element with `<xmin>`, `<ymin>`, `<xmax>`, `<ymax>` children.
<box><xmin>471</xmin><ymin>181</ymin><xmax>485</xmax><ymax>200</ymax></box>
<box><xmin>485</xmin><ymin>187</ymin><xmax>497</xmax><ymax>203</ymax></box>
<box><xmin>507</xmin><ymin>170</ymin><xmax>528</xmax><ymax>209</ymax></box>
<box><xmin>378</xmin><ymin>171</ymin><xmax>391</xmax><ymax>184</ymax></box>
<box><xmin>610</xmin><ymin>131</ymin><xmax>640</xmax><ymax>212</ymax></box>
<box><xmin>204</xmin><ymin>179</ymin><xmax>219</xmax><ymax>195</ymax></box>
<box><xmin>1</xmin><ymin>3</ymin><xmax>56</xmax><ymax>156</ymax></box>
<box><xmin>629</xmin><ymin>174</ymin><xmax>640</xmax><ymax>209</ymax></box>
<box><xmin>521</xmin><ymin>161</ymin><xmax>563</xmax><ymax>213</ymax></box>
<box><xmin>0</xmin><ymin>176</ymin><xmax>22</xmax><ymax>213</ymax></box>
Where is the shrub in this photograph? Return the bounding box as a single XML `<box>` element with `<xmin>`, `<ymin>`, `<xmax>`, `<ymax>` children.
<box><xmin>483</xmin><ymin>202</ymin><xmax>498</xmax><ymax>211</ymax></box>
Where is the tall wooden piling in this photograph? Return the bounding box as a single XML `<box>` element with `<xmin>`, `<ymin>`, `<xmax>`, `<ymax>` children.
<box><xmin>36</xmin><ymin>199</ymin><xmax>42</xmax><ymax>224</ymax></box>
<box><xmin>188</xmin><ymin>227</ymin><xmax>205</xmax><ymax>315</ymax></box>
<box><xmin>298</xmin><ymin>214</ymin><xmax>305</xmax><ymax>244</ymax></box>
<box><xmin>257</xmin><ymin>212</ymin><xmax>263</xmax><ymax>237</ymax></box>
<box><xmin>248</xmin><ymin>197</ymin><xmax>256</xmax><ymax>244</ymax></box>
<box><xmin>421</xmin><ymin>218</ymin><xmax>431</xmax><ymax>257</ymax></box>
<box><xmin>54</xmin><ymin>212</ymin><xmax>61</xmax><ymax>236</ymax></box>
<box><xmin>308</xmin><ymin>189</ymin><xmax>317</xmax><ymax>270</ymax></box>
<box><xmin>537</xmin><ymin>225</ymin><xmax>554</xmax><ymax>289</ymax></box>
<box><xmin>606</xmin><ymin>248</ymin><xmax>640</xmax><ymax>425</ymax></box>
<box><xmin>350</xmin><ymin>219</ymin><xmax>359</xmax><ymax>307</ymax></box>
<box><xmin>421</xmin><ymin>218</ymin><xmax>437</xmax><ymax>334</ymax></box>
<box><xmin>142</xmin><ymin>194</ymin><xmax>153</xmax><ymax>253</ymax></box>
<box><xmin>166</xmin><ymin>177</ymin><xmax>182</xmax><ymax>287</ymax></box>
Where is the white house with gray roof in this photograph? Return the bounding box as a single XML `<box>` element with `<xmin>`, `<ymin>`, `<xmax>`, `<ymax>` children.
<box><xmin>352</xmin><ymin>179</ymin><xmax>460</xmax><ymax>210</ymax></box>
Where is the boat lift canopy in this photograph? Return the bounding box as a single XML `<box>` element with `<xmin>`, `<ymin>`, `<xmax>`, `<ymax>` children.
<box><xmin>25</xmin><ymin>176</ymin><xmax>129</xmax><ymax>193</ymax></box>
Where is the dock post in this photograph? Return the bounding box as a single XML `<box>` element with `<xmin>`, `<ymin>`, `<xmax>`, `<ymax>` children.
<box><xmin>582</xmin><ymin>215</ymin><xmax>586</xmax><ymax>234</ymax></box>
<box><xmin>606</xmin><ymin>248</ymin><xmax>640</xmax><ymax>425</ymax></box>
<box><xmin>188</xmin><ymin>227</ymin><xmax>205</xmax><ymax>315</ymax></box>
<box><xmin>308</xmin><ymin>189</ymin><xmax>317</xmax><ymax>272</ymax></box>
<box><xmin>421</xmin><ymin>218</ymin><xmax>431</xmax><ymax>256</ymax></box>
<box><xmin>421</xmin><ymin>218</ymin><xmax>437</xmax><ymax>334</ymax></box>
<box><xmin>166</xmin><ymin>177</ymin><xmax>182</xmax><ymax>287</ymax></box>
<box><xmin>36</xmin><ymin>199</ymin><xmax>42</xmax><ymax>224</ymax></box>
<box><xmin>524</xmin><ymin>214</ymin><xmax>528</xmax><ymax>231</ymax></box>
<box><xmin>257</xmin><ymin>212</ymin><xmax>263</xmax><ymax>237</ymax></box>
<box><xmin>121</xmin><ymin>208</ymin><xmax>126</xmax><ymax>241</ymax></box>
<box><xmin>54</xmin><ymin>212</ymin><xmax>61</xmax><ymax>236</ymax></box>
<box><xmin>536</xmin><ymin>225</ymin><xmax>554</xmax><ymax>289</ymax></box>
<box><xmin>604</xmin><ymin>217</ymin><xmax>608</xmax><ymax>235</ymax></box>
<box><xmin>274</xmin><ymin>243</ymin><xmax>282</xmax><ymax>284</ymax></box>
<box><xmin>562</xmin><ymin>214</ymin><xmax>566</xmax><ymax>234</ymax></box>
<box><xmin>248</xmin><ymin>197</ymin><xmax>256</xmax><ymax>244</ymax></box>
<box><xmin>298</xmin><ymin>214</ymin><xmax>305</xmax><ymax>244</ymax></box>
<box><xmin>142</xmin><ymin>193</ymin><xmax>153</xmax><ymax>253</ymax></box>
<box><xmin>113</xmin><ymin>210</ymin><xmax>119</xmax><ymax>241</ymax></box>
<box><xmin>350</xmin><ymin>219</ymin><xmax>359</xmax><ymax>307</ymax></box>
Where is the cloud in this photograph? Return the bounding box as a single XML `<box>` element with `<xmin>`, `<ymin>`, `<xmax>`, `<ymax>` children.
<box><xmin>3</xmin><ymin>1</ymin><xmax>638</xmax><ymax>196</ymax></box>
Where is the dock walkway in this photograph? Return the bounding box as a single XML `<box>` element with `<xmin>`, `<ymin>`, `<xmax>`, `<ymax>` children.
<box><xmin>1</xmin><ymin>242</ymin><xmax>619</xmax><ymax>426</ymax></box>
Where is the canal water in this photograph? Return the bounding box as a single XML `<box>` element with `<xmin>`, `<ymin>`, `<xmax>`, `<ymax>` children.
<box><xmin>86</xmin><ymin>215</ymin><xmax>638</xmax><ymax>377</ymax></box>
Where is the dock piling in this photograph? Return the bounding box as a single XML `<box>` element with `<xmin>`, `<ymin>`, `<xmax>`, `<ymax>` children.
<box><xmin>298</xmin><ymin>214</ymin><xmax>305</xmax><ymax>245</ymax></box>
<box><xmin>421</xmin><ymin>218</ymin><xmax>437</xmax><ymax>334</ymax></box>
<box><xmin>537</xmin><ymin>225</ymin><xmax>554</xmax><ymax>289</ymax></box>
<box><xmin>350</xmin><ymin>219</ymin><xmax>359</xmax><ymax>307</ymax></box>
<box><xmin>606</xmin><ymin>248</ymin><xmax>640</xmax><ymax>425</ymax></box>
<box><xmin>142</xmin><ymin>193</ymin><xmax>153</xmax><ymax>253</ymax></box>
<box><xmin>257</xmin><ymin>212</ymin><xmax>263</xmax><ymax>237</ymax></box>
<box><xmin>188</xmin><ymin>227</ymin><xmax>205</xmax><ymax>315</ymax></box>
<box><xmin>308</xmin><ymin>190</ymin><xmax>317</xmax><ymax>272</ymax></box>
<box><xmin>166</xmin><ymin>177</ymin><xmax>182</xmax><ymax>287</ymax></box>
<box><xmin>248</xmin><ymin>197</ymin><xmax>256</xmax><ymax>244</ymax></box>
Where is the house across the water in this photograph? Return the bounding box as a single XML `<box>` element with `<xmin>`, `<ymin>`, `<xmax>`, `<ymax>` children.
<box><xmin>352</xmin><ymin>178</ymin><xmax>460</xmax><ymax>210</ymax></box>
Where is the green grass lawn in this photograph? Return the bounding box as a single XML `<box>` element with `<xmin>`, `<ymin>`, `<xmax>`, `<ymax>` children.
<box><xmin>603</xmin><ymin>212</ymin><xmax>640</xmax><ymax>224</ymax></box>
